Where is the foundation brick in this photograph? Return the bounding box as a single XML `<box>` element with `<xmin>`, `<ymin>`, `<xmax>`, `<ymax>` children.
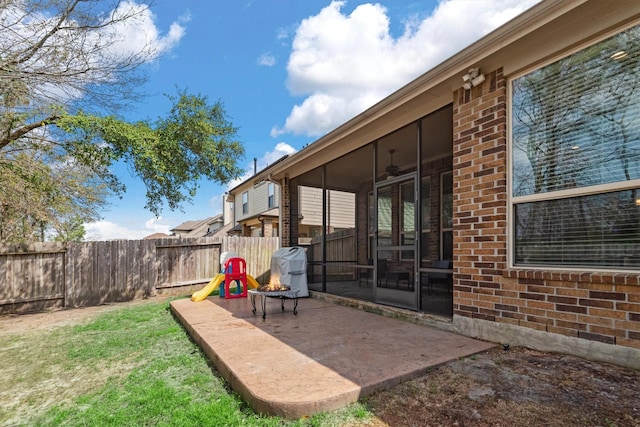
<box><xmin>501</xmin><ymin>311</ymin><xmax>525</xmax><ymax>320</ymax></box>
<box><xmin>520</xmin><ymin>307</ymin><xmax>547</xmax><ymax>317</ymax></box>
<box><xmin>526</xmin><ymin>315</ymin><xmax>553</xmax><ymax>326</ymax></box>
<box><xmin>547</xmin><ymin>326</ymin><xmax>579</xmax><ymax>338</ymax></box>
<box><xmin>496</xmin><ymin>316</ymin><xmax>520</xmax><ymax>326</ymax></box>
<box><xmin>617</xmin><ymin>338</ymin><xmax>640</xmax><ymax>349</ymax></box>
<box><xmin>589</xmin><ymin>325</ymin><xmax>625</xmax><ymax>338</ymax></box>
<box><xmin>577</xmin><ymin>314</ymin><xmax>613</xmax><ymax>328</ymax></box>
<box><xmin>520</xmin><ymin>320</ymin><xmax>547</xmax><ymax>332</ymax></box>
<box><xmin>578</xmin><ymin>331</ymin><xmax>615</xmax><ymax>345</ymax></box>
<box><xmin>615</xmin><ymin>320</ymin><xmax>640</xmax><ymax>332</ymax></box>
<box><xmin>556</xmin><ymin>320</ymin><xmax>586</xmax><ymax>331</ymax></box>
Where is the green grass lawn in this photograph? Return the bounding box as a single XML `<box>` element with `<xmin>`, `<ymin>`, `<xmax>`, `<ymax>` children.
<box><xmin>0</xmin><ymin>298</ymin><xmax>372</xmax><ymax>426</ymax></box>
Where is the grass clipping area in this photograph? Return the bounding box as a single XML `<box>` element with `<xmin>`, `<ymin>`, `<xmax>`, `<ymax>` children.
<box><xmin>0</xmin><ymin>299</ymin><xmax>371</xmax><ymax>427</ymax></box>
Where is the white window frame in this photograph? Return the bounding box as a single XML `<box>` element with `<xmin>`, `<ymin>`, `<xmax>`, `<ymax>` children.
<box><xmin>267</xmin><ymin>183</ymin><xmax>275</xmax><ymax>209</ymax></box>
<box><xmin>242</xmin><ymin>191</ymin><xmax>248</xmax><ymax>215</ymax></box>
<box><xmin>507</xmin><ymin>22</ymin><xmax>640</xmax><ymax>272</ymax></box>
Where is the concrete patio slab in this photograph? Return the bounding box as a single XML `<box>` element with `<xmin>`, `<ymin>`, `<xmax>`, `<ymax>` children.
<box><xmin>170</xmin><ymin>296</ymin><xmax>495</xmax><ymax>419</ymax></box>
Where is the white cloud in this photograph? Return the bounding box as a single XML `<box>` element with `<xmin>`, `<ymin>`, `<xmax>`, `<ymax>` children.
<box><xmin>84</xmin><ymin>217</ymin><xmax>171</xmax><ymax>241</ymax></box>
<box><xmin>258</xmin><ymin>52</ymin><xmax>277</xmax><ymax>66</ymax></box>
<box><xmin>276</xmin><ymin>0</ymin><xmax>541</xmax><ymax>137</ymax></box>
<box><xmin>106</xmin><ymin>1</ymin><xmax>187</xmax><ymax>60</ymax></box>
<box><xmin>208</xmin><ymin>193</ymin><xmax>225</xmax><ymax>213</ymax></box>
<box><xmin>276</xmin><ymin>27</ymin><xmax>289</xmax><ymax>40</ymax></box>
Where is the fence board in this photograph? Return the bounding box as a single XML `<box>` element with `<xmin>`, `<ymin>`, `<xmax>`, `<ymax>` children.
<box><xmin>0</xmin><ymin>243</ymin><xmax>65</xmax><ymax>314</ymax></box>
<box><xmin>307</xmin><ymin>229</ymin><xmax>356</xmax><ymax>280</ymax></box>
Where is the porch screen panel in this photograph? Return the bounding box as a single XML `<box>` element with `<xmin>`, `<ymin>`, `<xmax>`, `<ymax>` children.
<box><xmin>511</xmin><ymin>24</ymin><xmax>640</xmax><ymax>270</ymax></box>
<box><xmin>377</xmin><ymin>190</ymin><xmax>392</xmax><ymax>246</ymax></box>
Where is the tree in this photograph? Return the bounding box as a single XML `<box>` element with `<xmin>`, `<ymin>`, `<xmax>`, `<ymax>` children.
<box><xmin>0</xmin><ymin>1</ymin><xmax>245</xmax><ymax>242</ymax></box>
<box><xmin>56</xmin><ymin>90</ymin><xmax>245</xmax><ymax>215</ymax></box>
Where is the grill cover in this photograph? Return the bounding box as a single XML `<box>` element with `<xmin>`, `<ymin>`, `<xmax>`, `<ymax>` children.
<box><xmin>270</xmin><ymin>246</ymin><xmax>308</xmax><ymax>297</ymax></box>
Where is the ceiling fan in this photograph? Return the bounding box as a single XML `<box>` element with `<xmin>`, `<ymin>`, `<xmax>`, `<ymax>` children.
<box><xmin>385</xmin><ymin>149</ymin><xmax>400</xmax><ymax>177</ymax></box>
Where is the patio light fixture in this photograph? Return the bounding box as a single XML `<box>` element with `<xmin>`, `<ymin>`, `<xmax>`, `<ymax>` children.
<box><xmin>462</xmin><ymin>67</ymin><xmax>485</xmax><ymax>90</ymax></box>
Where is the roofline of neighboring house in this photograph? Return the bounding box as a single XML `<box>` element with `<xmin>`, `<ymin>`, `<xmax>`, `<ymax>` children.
<box><xmin>249</xmin><ymin>0</ymin><xmax>591</xmax><ymax>182</ymax></box>
<box><xmin>237</xmin><ymin>208</ymin><xmax>280</xmax><ymax>223</ymax></box>
<box><xmin>227</xmin><ymin>155</ymin><xmax>290</xmax><ymax>194</ymax></box>
<box><xmin>170</xmin><ymin>214</ymin><xmax>223</xmax><ymax>233</ymax></box>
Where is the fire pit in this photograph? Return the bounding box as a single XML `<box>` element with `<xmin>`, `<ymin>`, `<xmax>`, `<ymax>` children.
<box><xmin>256</xmin><ymin>283</ymin><xmax>291</xmax><ymax>292</ymax></box>
<box><xmin>248</xmin><ymin>286</ymin><xmax>299</xmax><ymax>320</ymax></box>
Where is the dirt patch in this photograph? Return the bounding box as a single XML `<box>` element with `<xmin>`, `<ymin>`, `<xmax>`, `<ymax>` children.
<box><xmin>0</xmin><ymin>297</ymin><xmax>165</xmax><ymax>335</ymax></box>
<box><xmin>366</xmin><ymin>346</ymin><xmax>640</xmax><ymax>426</ymax></box>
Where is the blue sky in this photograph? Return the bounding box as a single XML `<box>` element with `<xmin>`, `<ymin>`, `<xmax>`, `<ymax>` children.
<box><xmin>84</xmin><ymin>0</ymin><xmax>540</xmax><ymax>240</ymax></box>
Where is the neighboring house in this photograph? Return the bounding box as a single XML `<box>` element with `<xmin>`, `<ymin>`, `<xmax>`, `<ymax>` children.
<box><xmin>226</xmin><ymin>178</ymin><xmax>281</xmax><ymax>238</ymax></box>
<box><xmin>170</xmin><ymin>214</ymin><xmax>228</xmax><ymax>238</ymax></box>
<box><xmin>226</xmin><ymin>161</ymin><xmax>355</xmax><ymax>238</ymax></box>
<box><xmin>143</xmin><ymin>232</ymin><xmax>174</xmax><ymax>240</ymax></box>
<box><xmin>246</xmin><ymin>0</ymin><xmax>640</xmax><ymax>368</ymax></box>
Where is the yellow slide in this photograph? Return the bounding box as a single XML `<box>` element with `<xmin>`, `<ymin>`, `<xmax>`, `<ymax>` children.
<box><xmin>191</xmin><ymin>273</ymin><xmax>260</xmax><ymax>302</ymax></box>
<box><xmin>246</xmin><ymin>274</ymin><xmax>260</xmax><ymax>290</ymax></box>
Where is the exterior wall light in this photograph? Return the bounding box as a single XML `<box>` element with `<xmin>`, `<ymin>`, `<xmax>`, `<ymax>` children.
<box><xmin>462</xmin><ymin>67</ymin><xmax>485</xmax><ymax>90</ymax></box>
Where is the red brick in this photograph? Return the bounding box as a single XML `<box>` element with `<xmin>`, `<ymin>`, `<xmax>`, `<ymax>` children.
<box><xmin>555</xmin><ymin>319</ymin><xmax>586</xmax><ymax>330</ymax></box>
<box><xmin>547</xmin><ymin>325</ymin><xmax>579</xmax><ymax>338</ymax></box>
<box><xmin>578</xmin><ymin>331</ymin><xmax>615</xmax><ymax>344</ymax></box>
<box><xmin>588</xmin><ymin>307</ymin><xmax>627</xmax><ymax>320</ymax></box>
<box><xmin>520</xmin><ymin>320</ymin><xmax>547</xmax><ymax>331</ymax></box>
<box><xmin>577</xmin><ymin>315</ymin><xmax>613</xmax><ymax>328</ymax></box>
<box><xmin>589</xmin><ymin>325</ymin><xmax>625</xmax><ymax>338</ymax></box>
<box><xmin>617</xmin><ymin>302</ymin><xmax>640</xmax><ymax>313</ymax></box>
<box><xmin>589</xmin><ymin>291</ymin><xmax>626</xmax><ymax>301</ymax></box>
<box><xmin>548</xmin><ymin>295</ymin><xmax>578</xmax><ymax>305</ymax></box>
<box><xmin>579</xmin><ymin>299</ymin><xmax>614</xmax><ymax>309</ymax></box>
<box><xmin>617</xmin><ymin>338</ymin><xmax>640</xmax><ymax>349</ymax></box>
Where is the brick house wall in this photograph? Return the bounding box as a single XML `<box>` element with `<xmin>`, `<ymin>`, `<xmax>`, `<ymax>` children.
<box><xmin>452</xmin><ymin>68</ymin><xmax>640</xmax><ymax>352</ymax></box>
<box><xmin>280</xmin><ymin>177</ymin><xmax>291</xmax><ymax>247</ymax></box>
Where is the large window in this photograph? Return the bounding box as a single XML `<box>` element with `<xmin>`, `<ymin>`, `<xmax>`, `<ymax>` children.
<box><xmin>511</xmin><ymin>25</ymin><xmax>640</xmax><ymax>270</ymax></box>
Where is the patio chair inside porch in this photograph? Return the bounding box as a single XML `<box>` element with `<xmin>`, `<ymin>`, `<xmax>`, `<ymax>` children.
<box><xmin>424</xmin><ymin>260</ymin><xmax>452</xmax><ymax>294</ymax></box>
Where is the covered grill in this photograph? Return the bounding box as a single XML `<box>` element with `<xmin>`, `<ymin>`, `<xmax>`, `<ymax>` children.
<box><xmin>270</xmin><ymin>246</ymin><xmax>308</xmax><ymax>297</ymax></box>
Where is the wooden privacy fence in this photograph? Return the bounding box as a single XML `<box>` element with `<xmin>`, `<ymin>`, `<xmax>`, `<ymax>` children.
<box><xmin>0</xmin><ymin>237</ymin><xmax>279</xmax><ymax>314</ymax></box>
<box><xmin>306</xmin><ymin>228</ymin><xmax>357</xmax><ymax>282</ymax></box>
